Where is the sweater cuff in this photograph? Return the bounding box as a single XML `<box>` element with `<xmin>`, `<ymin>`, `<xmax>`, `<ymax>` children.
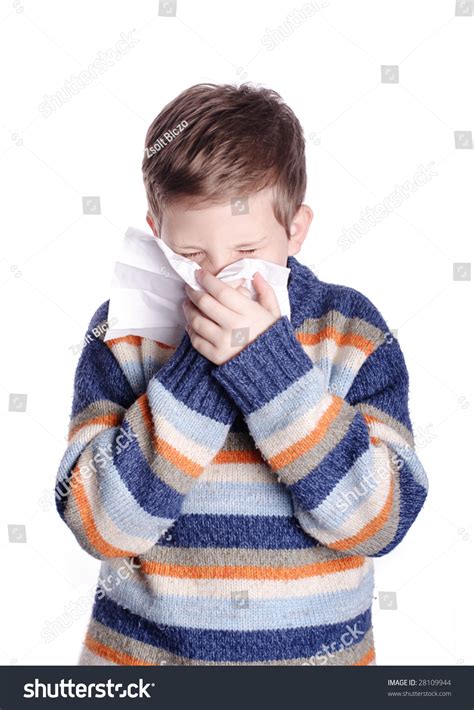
<box><xmin>157</xmin><ymin>332</ymin><xmax>236</xmax><ymax>425</ymax></box>
<box><xmin>212</xmin><ymin>316</ymin><xmax>315</xmax><ymax>415</ymax></box>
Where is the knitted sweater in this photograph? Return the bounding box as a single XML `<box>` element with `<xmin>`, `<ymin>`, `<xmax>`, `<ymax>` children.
<box><xmin>55</xmin><ymin>255</ymin><xmax>429</xmax><ymax>666</ymax></box>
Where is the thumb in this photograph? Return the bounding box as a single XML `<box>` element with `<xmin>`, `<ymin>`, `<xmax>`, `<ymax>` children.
<box><xmin>252</xmin><ymin>271</ymin><xmax>280</xmax><ymax>316</ymax></box>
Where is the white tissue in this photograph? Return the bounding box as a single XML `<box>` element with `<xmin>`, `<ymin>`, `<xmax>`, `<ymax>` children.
<box><xmin>104</xmin><ymin>226</ymin><xmax>291</xmax><ymax>346</ymax></box>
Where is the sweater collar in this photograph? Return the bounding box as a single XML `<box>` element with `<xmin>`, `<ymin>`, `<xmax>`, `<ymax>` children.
<box><xmin>286</xmin><ymin>255</ymin><xmax>321</xmax><ymax>330</ymax></box>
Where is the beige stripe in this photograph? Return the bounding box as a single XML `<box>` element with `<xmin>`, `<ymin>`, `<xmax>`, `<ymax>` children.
<box><xmin>140</xmin><ymin>337</ymin><xmax>174</xmax><ymax>366</ymax></box>
<box><xmin>69</xmin><ymin>400</ymin><xmax>124</xmax><ymax>433</ymax></box>
<box><xmin>69</xmin><ymin>422</ymin><xmax>116</xmax><ymax>447</ymax></box>
<box><xmin>258</xmin><ymin>395</ymin><xmax>334</xmax><ymax>454</ymax></box>
<box><xmin>303</xmin><ymin>457</ymin><xmax>401</xmax><ymax>556</ymax></box>
<box><xmin>108</xmin><ymin>338</ymin><xmax>145</xmax><ymax>364</ymax></box>
<box><xmin>302</xmin><ymin>338</ymin><xmax>368</xmax><ymax>377</ymax></box>
<box><xmin>318</xmin><ymin>445</ymin><xmax>394</xmax><ymax>544</ymax></box>
<box><xmin>308</xmin><ymin>626</ymin><xmax>375</xmax><ymax>666</ymax></box>
<box><xmin>200</xmin><ymin>462</ymin><xmax>275</xmax><ymax>484</ymax></box>
<box><xmin>108</xmin><ymin>339</ymin><xmax>175</xmax><ymax>396</ymax></box>
<box><xmin>78</xmin><ymin>645</ymin><xmax>117</xmax><ymax>666</ymax></box>
<box><xmin>300</xmin><ymin>309</ymin><xmax>385</xmax><ymax>345</ymax></box>
<box><xmin>140</xmin><ymin>544</ymin><xmax>344</xmax><ymax>566</ymax></box>
<box><xmin>109</xmin><ymin>337</ymin><xmax>173</xmax><ymax>367</ymax></box>
<box><xmin>273</xmin><ymin>401</ymin><xmax>356</xmax><ymax>486</ymax></box>
<box><xmin>151</xmin><ymin>411</ymin><xmax>214</xmax><ymax>466</ymax></box>
<box><xmin>363</xmin><ymin>416</ymin><xmax>415</xmax><ymax>450</ymax></box>
<box><xmin>223</xmin><ymin>430</ymin><xmax>261</xmax><ymax>450</ymax></box>
<box><xmin>129</xmin><ymin>391</ymin><xmax>236</xmax><ymax>495</ymax></box>
<box><xmin>68</xmin><ymin>401</ymin><xmax>197</xmax><ymax>499</ymax></box>
<box><xmin>102</xmin><ymin>556</ymin><xmax>373</xmax><ymax>599</ymax></box>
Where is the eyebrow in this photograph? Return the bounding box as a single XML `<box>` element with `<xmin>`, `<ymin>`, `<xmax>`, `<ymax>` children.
<box><xmin>173</xmin><ymin>236</ymin><xmax>267</xmax><ymax>251</ymax></box>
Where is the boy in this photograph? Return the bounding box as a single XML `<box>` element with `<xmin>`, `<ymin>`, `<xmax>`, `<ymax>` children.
<box><xmin>55</xmin><ymin>83</ymin><xmax>429</xmax><ymax>666</ymax></box>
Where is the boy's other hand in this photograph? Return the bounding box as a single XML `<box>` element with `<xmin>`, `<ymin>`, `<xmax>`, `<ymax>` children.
<box><xmin>182</xmin><ymin>269</ymin><xmax>281</xmax><ymax>365</ymax></box>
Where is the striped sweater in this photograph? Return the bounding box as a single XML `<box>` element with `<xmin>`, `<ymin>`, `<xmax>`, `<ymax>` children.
<box><xmin>55</xmin><ymin>255</ymin><xmax>429</xmax><ymax>666</ymax></box>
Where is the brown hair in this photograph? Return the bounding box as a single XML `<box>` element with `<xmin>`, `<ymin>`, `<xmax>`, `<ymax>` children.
<box><xmin>141</xmin><ymin>83</ymin><xmax>307</xmax><ymax>236</ymax></box>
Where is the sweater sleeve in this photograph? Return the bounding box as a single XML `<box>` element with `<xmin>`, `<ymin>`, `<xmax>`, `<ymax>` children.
<box><xmin>212</xmin><ymin>314</ymin><xmax>429</xmax><ymax>558</ymax></box>
<box><xmin>55</xmin><ymin>309</ymin><xmax>237</xmax><ymax>561</ymax></box>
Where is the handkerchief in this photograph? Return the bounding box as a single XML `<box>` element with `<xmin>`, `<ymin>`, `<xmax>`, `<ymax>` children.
<box><xmin>104</xmin><ymin>226</ymin><xmax>291</xmax><ymax>346</ymax></box>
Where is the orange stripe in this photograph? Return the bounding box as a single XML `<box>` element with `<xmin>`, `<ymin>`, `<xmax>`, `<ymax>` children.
<box><xmin>85</xmin><ymin>632</ymin><xmax>154</xmax><ymax>666</ymax></box>
<box><xmin>353</xmin><ymin>645</ymin><xmax>375</xmax><ymax>665</ymax></box>
<box><xmin>140</xmin><ymin>554</ymin><xmax>364</xmax><ymax>580</ymax></box>
<box><xmin>106</xmin><ymin>334</ymin><xmax>174</xmax><ymax>349</ymax></box>
<box><xmin>213</xmin><ymin>449</ymin><xmax>263</xmax><ymax>464</ymax></box>
<box><xmin>137</xmin><ymin>394</ymin><xmax>202</xmax><ymax>478</ymax></box>
<box><xmin>297</xmin><ymin>327</ymin><xmax>375</xmax><ymax>356</ymax></box>
<box><xmin>137</xmin><ymin>392</ymin><xmax>154</xmax><ymax>431</ymax></box>
<box><xmin>269</xmin><ymin>397</ymin><xmax>344</xmax><ymax>470</ymax></box>
<box><xmin>71</xmin><ymin>463</ymin><xmax>137</xmax><ymax>558</ymax></box>
<box><xmin>153</xmin><ymin>437</ymin><xmax>203</xmax><ymax>478</ymax></box>
<box><xmin>69</xmin><ymin>413</ymin><xmax>122</xmax><ymax>441</ymax></box>
<box><xmin>106</xmin><ymin>334</ymin><xmax>144</xmax><ymax>347</ymax></box>
<box><xmin>364</xmin><ymin>414</ymin><xmax>384</xmax><ymax>426</ymax></box>
<box><xmin>364</xmin><ymin>416</ymin><xmax>389</xmax><ymax>447</ymax></box>
<box><xmin>327</xmin><ymin>474</ymin><xmax>394</xmax><ymax>551</ymax></box>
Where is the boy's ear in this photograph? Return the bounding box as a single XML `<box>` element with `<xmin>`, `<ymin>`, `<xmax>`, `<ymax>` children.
<box><xmin>146</xmin><ymin>211</ymin><xmax>159</xmax><ymax>237</ymax></box>
<box><xmin>287</xmin><ymin>204</ymin><xmax>313</xmax><ymax>256</ymax></box>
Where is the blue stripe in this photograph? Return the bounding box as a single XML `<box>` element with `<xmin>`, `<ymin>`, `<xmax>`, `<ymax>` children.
<box><xmin>103</xmin><ymin>422</ymin><xmax>184</xmax><ymax>518</ymax></box>
<box><xmin>290</xmin><ymin>410</ymin><xmax>370</xmax><ymax>510</ymax></box>
<box><xmin>55</xmin><ymin>439</ymin><xmax>87</xmax><ymax>518</ymax></box>
<box><xmin>182</xmin><ymin>482</ymin><xmax>293</xmax><ymax>516</ymax></box>
<box><xmin>97</xmin><ymin>566</ymin><xmax>374</xmax><ymax>631</ymax></box>
<box><xmin>148</xmin><ymin>378</ymin><xmax>231</xmax><ymax>449</ymax></box>
<box><xmin>71</xmin><ymin>337</ymin><xmax>135</xmax><ymax>416</ymax></box>
<box><xmin>92</xmin><ymin>593</ymin><xmax>372</xmax><ymax>662</ymax></box>
<box><xmin>89</xmin><ymin>427</ymin><xmax>175</xmax><ymax>538</ymax></box>
<box><xmin>247</xmin><ymin>365</ymin><xmax>326</xmax><ymax>440</ymax></box>
<box><xmin>376</xmin><ymin>465</ymin><xmax>428</xmax><ymax>556</ymax></box>
<box><xmin>307</xmin><ymin>448</ymin><xmax>375</xmax><ymax>531</ymax></box>
<box><xmin>156</xmin><ymin>514</ymin><xmax>320</xmax><ymax>549</ymax></box>
<box><xmin>311</xmin><ymin>440</ymin><xmax>428</xmax><ymax>532</ymax></box>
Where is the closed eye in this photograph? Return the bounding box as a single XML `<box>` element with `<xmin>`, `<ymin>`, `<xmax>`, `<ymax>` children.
<box><xmin>180</xmin><ymin>249</ymin><xmax>257</xmax><ymax>258</ymax></box>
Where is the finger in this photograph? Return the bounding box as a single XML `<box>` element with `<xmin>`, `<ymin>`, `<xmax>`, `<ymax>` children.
<box><xmin>237</xmin><ymin>286</ymin><xmax>252</xmax><ymax>298</ymax></box>
<box><xmin>226</xmin><ymin>278</ymin><xmax>246</xmax><ymax>290</ymax></box>
<box><xmin>186</xmin><ymin>327</ymin><xmax>215</xmax><ymax>362</ymax></box>
<box><xmin>183</xmin><ymin>299</ymin><xmax>221</xmax><ymax>345</ymax></box>
<box><xmin>194</xmin><ymin>269</ymin><xmax>252</xmax><ymax>315</ymax></box>
<box><xmin>252</xmin><ymin>271</ymin><xmax>280</xmax><ymax>316</ymax></box>
<box><xmin>186</xmin><ymin>278</ymin><xmax>249</xmax><ymax>327</ymax></box>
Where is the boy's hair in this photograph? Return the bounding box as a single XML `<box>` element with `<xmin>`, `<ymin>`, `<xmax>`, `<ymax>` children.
<box><xmin>142</xmin><ymin>83</ymin><xmax>306</xmax><ymax>236</ymax></box>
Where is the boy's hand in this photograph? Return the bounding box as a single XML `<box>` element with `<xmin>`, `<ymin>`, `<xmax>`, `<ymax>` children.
<box><xmin>182</xmin><ymin>269</ymin><xmax>281</xmax><ymax>365</ymax></box>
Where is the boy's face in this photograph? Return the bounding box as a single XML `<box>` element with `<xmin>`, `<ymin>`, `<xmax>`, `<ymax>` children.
<box><xmin>146</xmin><ymin>186</ymin><xmax>313</xmax><ymax>276</ymax></box>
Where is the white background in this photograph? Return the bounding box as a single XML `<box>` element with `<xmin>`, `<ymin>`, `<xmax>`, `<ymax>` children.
<box><xmin>0</xmin><ymin>0</ymin><xmax>472</xmax><ymax>666</ymax></box>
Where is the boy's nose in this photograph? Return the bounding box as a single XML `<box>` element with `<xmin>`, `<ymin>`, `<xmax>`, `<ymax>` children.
<box><xmin>200</xmin><ymin>258</ymin><xmax>231</xmax><ymax>276</ymax></box>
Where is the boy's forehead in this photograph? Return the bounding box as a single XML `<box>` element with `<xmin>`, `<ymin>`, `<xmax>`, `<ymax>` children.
<box><xmin>163</xmin><ymin>187</ymin><xmax>277</xmax><ymax>242</ymax></box>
